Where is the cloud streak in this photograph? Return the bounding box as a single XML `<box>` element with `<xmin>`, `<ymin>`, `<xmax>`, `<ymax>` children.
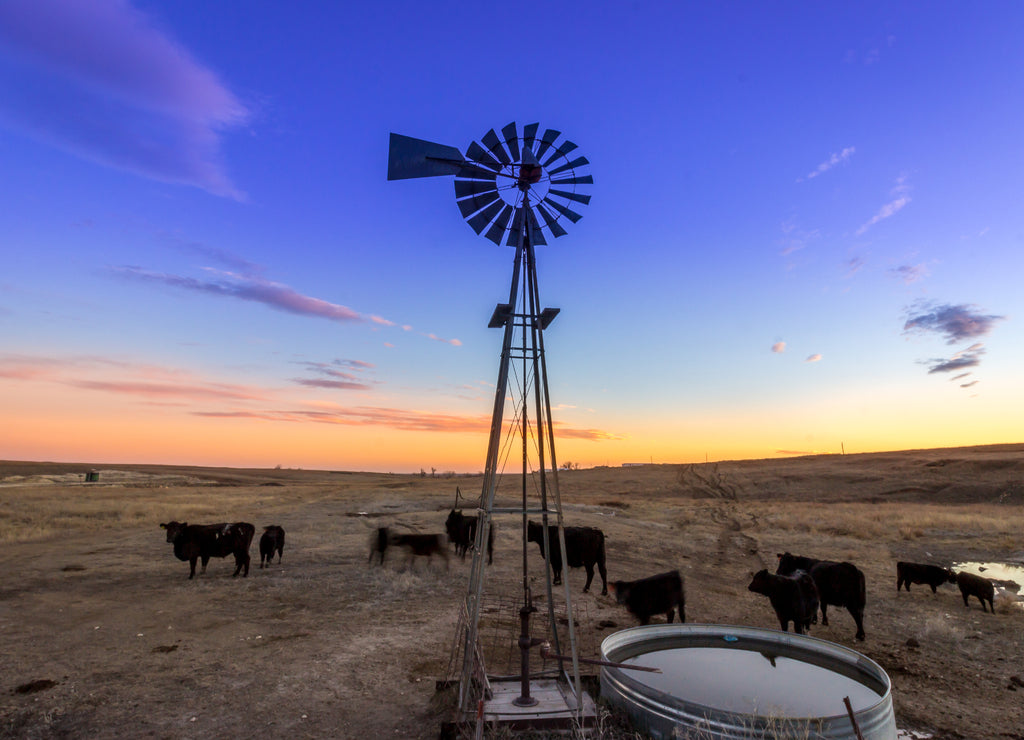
<box><xmin>0</xmin><ymin>0</ymin><xmax>248</xmax><ymax>198</ymax></box>
<box><xmin>803</xmin><ymin>146</ymin><xmax>855</xmax><ymax>181</ymax></box>
<box><xmin>922</xmin><ymin>344</ymin><xmax>985</xmax><ymax>375</ymax></box>
<box><xmin>112</xmin><ymin>261</ymin><xmax>462</xmax><ymax>345</ymax></box>
<box><xmin>0</xmin><ymin>353</ymin><xmax>618</xmax><ymax>440</ymax></box>
<box><xmin>857</xmin><ymin>175</ymin><xmax>911</xmax><ymax>235</ymax></box>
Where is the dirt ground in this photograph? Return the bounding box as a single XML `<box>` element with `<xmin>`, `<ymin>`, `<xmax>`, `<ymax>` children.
<box><xmin>2</xmin><ymin>445</ymin><xmax>1023</xmax><ymax>739</ymax></box>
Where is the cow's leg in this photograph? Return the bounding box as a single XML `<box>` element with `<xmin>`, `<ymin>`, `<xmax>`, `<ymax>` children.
<box><xmin>666</xmin><ymin>609</ymin><xmax>675</xmax><ymax>624</ymax></box>
<box><xmin>597</xmin><ymin>561</ymin><xmax>608</xmax><ymax>596</ymax></box>
<box><xmin>961</xmin><ymin>590</ymin><xmax>970</xmax><ymax>608</ymax></box>
<box><xmin>242</xmin><ymin>552</ymin><xmax>250</xmax><ymax>577</ymax></box>
<box><xmin>553</xmin><ymin>568</ymin><xmax>562</xmax><ymax>586</ymax></box>
<box><xmin>850</xmin><ymin>607</ymin><xmax>866</xmax><ymax>640</ymax></box>
<box><xmin>679</xmin><ymin>602</ymin><xmax>686</xmax><ymax>623</ymax></box>
<box><xmin>582</xmin><ymin>564</ymin><xmax>595</xmax><ymax>593</ymax></box>
<box><xmin>188</xmin><ymin>557</ymin><xmax>198</xmax><ymax>579</ymax></box>
<box><xmin>819</xmin><ymin>603</ymin><xmax>829</xmax><ymax>626</ymax></box>
<box><xmin>200</xmin><ymin>556</ymin><xmax>210</xmax><ymax>575</ymax></box>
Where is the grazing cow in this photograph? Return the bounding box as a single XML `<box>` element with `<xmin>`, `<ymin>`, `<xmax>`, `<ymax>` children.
<box><xmin>368</xmin><ymin>526</ymin><xmax>389</xmax><ymax>565</ymax></box>
<box><xmin>612</xmin><ymin>571</ymin><xmax>685</xmax><ymax>625</ymax></box>
<box><xmin>777</xmin><ymin>552</ymin><xmax>867</xmax><ymax>641</ymax></box>
<box><xmin>896</xmin><ymin>561</ymin><xmax>956</xmax><ymax>593</ymax></box>
<box><xmin>445</xmin><ymin>510</ymin><xmax>494</xmax><ymax>564</ymax></box>
<box><xmin>259</xmin><ymin>525</ymin><xmax>285</xmax><ymax>568</ymax></box>
<box><xmin>389</xmin><ymin>532</ymin><xmax>449</xmax><ymax>569</ymax></box>
<box><xmin>160</xmin><ymin>521</ymin><xmax>255</xmax><ymax>579</ymax></box>
<box><xmin>527</xmin><ymin>521</ymin><xmax>608</xmax><ymax>595</ymax></box>
<box><xmin>748</xmin><ymin>569</ymin><xmax>819</xmax><ymax>635</ymax></box>
<box><xmin>957</xmin><ymin>571</ymin><xmax>995</xmax><ymax>613</ymax></box>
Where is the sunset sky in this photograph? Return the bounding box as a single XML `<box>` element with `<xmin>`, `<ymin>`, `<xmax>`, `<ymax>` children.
<box><xmin>2</xmin><ymin>1</ymin><xmax>1021</xmax><ymax>473</ymax></box>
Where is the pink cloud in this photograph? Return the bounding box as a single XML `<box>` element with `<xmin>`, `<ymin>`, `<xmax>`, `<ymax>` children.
<box><xmin>0</xmin><ymin>0</ymin><xmax>248</xmax><ymax>198</ymax></box>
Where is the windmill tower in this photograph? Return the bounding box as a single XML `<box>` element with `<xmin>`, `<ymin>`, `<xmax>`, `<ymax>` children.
<box><xmin>388</xmin><ymin>122</ymin><xmax>595</xmax><ymax>732</ymax></box>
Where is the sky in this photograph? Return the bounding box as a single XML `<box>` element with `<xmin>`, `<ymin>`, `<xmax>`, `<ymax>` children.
<box><xmin>1</xmin><ymin>1</ymin><xmax>1022</xmax><ymax>473</ymax></box>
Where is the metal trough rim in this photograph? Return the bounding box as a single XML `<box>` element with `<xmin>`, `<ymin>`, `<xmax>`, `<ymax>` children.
<box><xmin>601</xmin><ymin>623</ymin><xmax>893</xmax><ymax>722</ymax></box>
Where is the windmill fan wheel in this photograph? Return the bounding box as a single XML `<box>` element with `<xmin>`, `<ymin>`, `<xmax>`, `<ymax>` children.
<box><xmin>455</xmin><ymin>122</ymin><xmax>593</xmax><ymax>246</ymax></box>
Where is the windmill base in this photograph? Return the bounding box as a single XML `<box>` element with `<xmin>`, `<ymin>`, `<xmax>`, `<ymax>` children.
<box><xmin>440</xmin><ymin>678</ymin><xmax>597</xmax><ymax>738</ymax></box>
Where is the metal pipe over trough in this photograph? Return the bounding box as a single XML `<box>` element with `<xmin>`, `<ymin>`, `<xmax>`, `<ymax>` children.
<box><xmin>601</xmin><ymin>624</ymin><xmax>897</xmax><ymax>740</ymax></box>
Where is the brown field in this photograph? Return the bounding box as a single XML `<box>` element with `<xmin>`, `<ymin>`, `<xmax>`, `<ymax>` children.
<box><xmin>2</xmin><ymin>444</ymin><xmax>1023</xmax><ymax>739</ymax></box>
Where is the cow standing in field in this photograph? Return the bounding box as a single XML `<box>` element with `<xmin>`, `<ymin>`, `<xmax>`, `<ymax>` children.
<box><xmin>777</xmin><ymin>552</ymin><xmax>866</xmax><ymax>641</ymax></box>
<box><xmin>527</xmin><ymin>521</ymin><xmax>608</xmax><ymax>595</ymax></box>
<box><xmin>957</xmin><ymin>571</ymin><xmax>995</xmax><ymax>613</ymax></box>
<box><xmin>368</xmin><ymin>526</ymin><xmax>389</xmax><ymax>565</ymax></box>
<box><xmin>748</xmin><ymin>569</ymin><xmax>819</xmax><ymax>635</ymax></box>
<box><xmin>259</xmin><ymin>525</ymin><xmax>285</xmax><ymax>568</ymax></box>
<box><xmin>612</xmin><ymin>571</ymin><xmax>685</xmax><ymax>625</ymax></box>
<box><xmin>160</xmin><ymin>521</ymin><xmax>255</xmax><ymax>579</ymax></box>
<box><xmin>390</xmin><ymin>532</ymin><xmax>449</xmax><ymax>570</ymax></box>
<box><xmin>896</xmin><ymin>561</ymin><xmax>956</xmax><ymax>593</ymax></box>
<box><xmin>445</xmin><ymin>509</ymin><xmax>494</xmax><ymax>564</ymax></box>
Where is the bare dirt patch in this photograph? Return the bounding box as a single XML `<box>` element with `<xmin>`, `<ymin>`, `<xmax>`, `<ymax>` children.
<box><xmin>2</xmin><ymin>445</ymin><xmax>1023</xmax><ymax>738</ymax></box>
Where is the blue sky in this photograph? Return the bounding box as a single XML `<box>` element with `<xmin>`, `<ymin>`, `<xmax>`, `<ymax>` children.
<box><xmin>1</xmin><ymin>1</ymin><xmax>1021</xmax><ymax>472</ymax></box>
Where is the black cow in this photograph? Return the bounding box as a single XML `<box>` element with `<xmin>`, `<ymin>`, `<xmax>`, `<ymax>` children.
<box><xmin>957</xmin><ymin>571</ymin><xmax>995</xmax><ymax>613</ymax></box>
<box><xmin>527</xmin><ymin>521</ymin><xmax>608</xmax><ymax>595</ymax></box>
<box><xmin>777</xmin><ymin>552</ymin><xmax>866</xmax><ymax>641</ymax></box>
<box><xmin>896</xmin><ymin>561</ymin><xmax>956</xmax><ymax>593</ymax></box>
<box><xmin>748</xmin><ymin>569</ymin><xmax>819</xmax><ymax>634</ymax></box>
<box><xmin>368</xmin><ymin>526</ymin><xmax>389</xmax><ymax>565</ymax></box>
<box><xmin>259</xmin><ymin>525</ymin><xmax>285</xmax><ymax>568</ymax></box>
<box><xmin>160</xmin><ymin>521</ymin><xmax>255</xmax><ymax>579</ymax></box>
<box><xmin>445</xmin><ymin>510</ymin><xmax>494</xmax><ymax>564</ymax></box>
<box><xmin>612</xmin><ymin>571</ymin><xmax>685</xmax><ymax>625</ymax></box>
<box><xmin>390</xmin><ymin>532</ymin><xmax>449</xmax><ymax>569</ymax></box>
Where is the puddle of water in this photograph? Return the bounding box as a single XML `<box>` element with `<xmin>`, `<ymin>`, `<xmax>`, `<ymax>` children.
<box><xmin>954</xmin><ymin>561</ymin><xmax>1024</xmax><ymax>605</ymax></box>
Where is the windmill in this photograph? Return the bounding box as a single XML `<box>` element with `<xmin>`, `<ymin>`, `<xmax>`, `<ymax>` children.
<box><xmin>388</xmin><ymin>122</ymin><xmax>595</xmax><ymax>732</ymax></box>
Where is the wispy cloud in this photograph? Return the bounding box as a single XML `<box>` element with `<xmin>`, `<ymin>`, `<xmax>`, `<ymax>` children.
<box><xmin>805</xmin><ymin>354</ymin><xmax>822</xmax><ymax>363</ymax></box>
<box><xmin>802</xmin><ymin>147</ymin><xmax>855</xmax><ymax>181</ymax></box>
<box><xmin>903</xmin><ymin>304</ymin><xmax>1005</xmax><ymax>344</ymax></box>
<box><xmin>890</xmin><ymin>264</ymin><xmax>929</xmax><ymax>285</ymax></box>
<box><xmin>0</xmin><ymin>0</ymin><xmax>248</xmax><ymax>198</ymax></box>
<box><xmin>922</xmin><ymin>344</ymin><xmax>985</xmax><ymax>375</ymax></box>
<box><xmin>857</xmin><ymin>175</ymin><xmax>911</xmax><ymax>235</ymax></box>
<box><xmin>778</xmin><ymin>219</ymin><xmax>820</xmax><ymax>257</ymax></box>
<box><xmin>112</xmin><ymin>256</ymin><xmax>461</xmax><ymax>345</ymax></box>
<box><xmin>771</xmin><ymin>342</ymin><xmax>786</xmax><ymax>354</ymax></box>
<box><xmin>292</xmin><ymin>359</ymin><xmax>374</xmax><ymax>392</ymax></box>
<box><xmin>113</xmin><ymin>266</ymin><xmax>365</xmax><ymax>323</ymax></box>
<box><xmin>0</xmin><ymin>353</ymin><xmax>618</xmax><ymax>440</ymax></box>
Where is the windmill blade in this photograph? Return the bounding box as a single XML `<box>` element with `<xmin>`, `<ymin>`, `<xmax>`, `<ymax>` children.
<box><xmin>465</xmin><ymin>142</ymin><xmax>502</xmax><ymax>172</ymax></box>
<box><xmin>542</xmin><ymin>196</ymin><xmax>584</xmax><ymax>224</ymax></box>
<box><xmin>502</xmin><ymin>122</ymin><xmax>520</xmax><ymax>163</ymax></box>
<box><xmin>524</xmin><ymin>206</ymin><xmax>547</xmax><ymax>246</ymax></box>
<box><xmin>549</xmin><ymin>174</ymin><xmax>594</xmax><ymax>186</ymax></box>
<box><xmin>466</xmin><ymin>199</ymin><xmax>505</xmax><ymax>235</ymax></box>
<box><xmin>483</xmin><ymin>205</ymin><xmax>515</xmax><ymax>245</ymax></box>
<box><xmin>533</xmin><ymin>128</ymin><xmax>561</xmax><ymax>161</ymax></box>
<box><xmin>542</xmin><ymin>140</ymin><xmax>578</xmax><ymax>167</ymax></box>
<box><xmin>387</xmin><ymin>133</ymin><xmax>466</xmax><ymax>180</ymax></box>
<box><xmin>522</xmin><ymin>123</ymin><xmax>539</xmax><ymax>151</ymax></box>
<box><xmin>481</xmin><ymin>129</ymin><xmax>511</xmax><ymax>165</ymax></box>
<box><xmin>535</xmin><ymin>203</ymin><xmax>568</xmax><ymax>238</ymax></box>
<box><xmin>457</xmin><ymin>190</ymin><xmax>501</xmax><ymax>219</ymax></box>
<box><xmin>455</xmin><ymin>178</ymin><xmax>499</xmax><ymax>199</ymax></box>
<box><xmin>548</xmin><ymin>156</ymin><xmax>589</xmax><ymax>176</ymax></box>
<box><xmin>548</xmin><ymin>188</ymin><xmax>591</xmax><ymax>205</ymax></box>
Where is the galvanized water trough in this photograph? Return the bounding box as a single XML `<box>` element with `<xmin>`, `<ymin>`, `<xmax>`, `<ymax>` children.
<box><xmin>601</xmin><ymin>624</ymin><xmax>896</xmax><ymax>739</ymax></box>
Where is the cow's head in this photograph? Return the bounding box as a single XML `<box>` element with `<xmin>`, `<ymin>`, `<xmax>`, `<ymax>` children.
<box><xmin>946</xmin><ymin>568</ymin><xmax>958</xmax><ymax>583</ymax></box>
<box><xmin>526</xmin><ymin>520</ymin><xmax>542</xmax><ymax>543</ymax></box>
<box><xmin>160</xmin><ymin>521</ymin><xmax>186</xmax><ymax>543</ymax></box>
